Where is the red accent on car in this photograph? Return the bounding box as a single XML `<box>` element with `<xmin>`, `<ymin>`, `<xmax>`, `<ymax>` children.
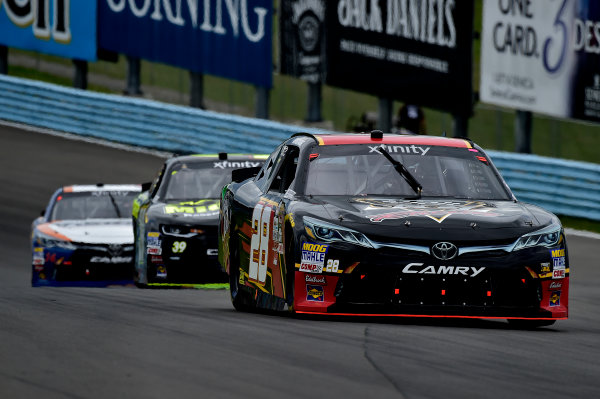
<box><xmin>315</xmin><ymin>134</ymin><xmax>472</xmax><ymax>148</ymax></box>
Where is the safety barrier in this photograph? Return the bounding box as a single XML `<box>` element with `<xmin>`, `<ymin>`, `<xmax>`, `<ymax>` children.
<box><xmin>1</xmin><ymin>75</ymin><xmax>599</xmax><ymax>221</ymax></box>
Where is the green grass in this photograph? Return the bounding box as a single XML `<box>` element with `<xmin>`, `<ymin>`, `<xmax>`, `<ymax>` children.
<box><xmin>559</xmin><ymin>216</ymin><xmax>600</xmax><ymax>235</ymax></box>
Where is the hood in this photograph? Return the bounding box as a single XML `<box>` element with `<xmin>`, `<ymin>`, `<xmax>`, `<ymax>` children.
<box><xmin>298</xmin><ymin>196</ymin><xmax>553</xmax><ymax>242</ymax></box>
<box><xmin>148</xmin><ymin>199</ymin><xmax>220</xmax><ymax>224</ymax></box>
<box><xmin>38</xmin><ymin>219</ymin><xmax>133</xmax><ymax>244</ymax></box>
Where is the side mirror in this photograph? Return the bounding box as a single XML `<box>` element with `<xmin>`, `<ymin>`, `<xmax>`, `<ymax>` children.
<box><xmin>141</xmin><ymin>182</ymin><xmax>152</xmax><ymax>192</ymax></box>
<box><xmin>231</xmin><ymin>167</ymin><xmax>262</xmax><ymax>183</ymax></box>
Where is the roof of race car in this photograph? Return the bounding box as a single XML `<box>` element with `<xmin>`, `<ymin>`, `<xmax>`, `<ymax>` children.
<box><xmin>164</xmin><ymin>153</ymin><xmax>269</xmax><ymax>166</ymax></box>
<box><xmin>62</xmin><ymin>184</ymin><xmax>141</xmax><ymax>193</ymax></box>
<box><xmin>311</xmin><ymin>133</ymin><xmax>473</xmax><ymax>148</ymax></box>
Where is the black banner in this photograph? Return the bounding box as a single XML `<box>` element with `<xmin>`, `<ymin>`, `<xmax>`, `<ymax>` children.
<box><xmin>279</xmin><ymin>0</ymin><xmax>326</xmax><ymax>83</ymax></box>
<box><xmin>325</xmin><ymin>0</ymin><xmax>474</xmax><ymax>115</ymax></box>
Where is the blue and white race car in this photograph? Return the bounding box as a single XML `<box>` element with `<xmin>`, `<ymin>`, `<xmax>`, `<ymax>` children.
<box><xmin>31</xmin><ymin>184</ymin><xmax>141</xmax><ymax>287</ymax></box>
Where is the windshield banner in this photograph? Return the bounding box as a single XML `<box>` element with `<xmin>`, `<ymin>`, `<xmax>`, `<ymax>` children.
<box><xmin>0</xmin><ymin>1</ymin><xmax>97</xmax><ymax>60</ymax></box>
<box><xmin>98</xmin><ymin>0</ymin><xmax>273</xmax><ymax>87</ymax></box>
<box><xmin>480</xmin><ymin>0</ymin><xmax>600</xmax><ymax>123</ymax></box>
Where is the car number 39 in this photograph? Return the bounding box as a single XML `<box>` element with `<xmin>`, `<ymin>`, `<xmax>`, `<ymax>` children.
<box><xmin>172</xmin><ymin>241</ymin><xmax>187</xmax><ymax>253</ymax></box>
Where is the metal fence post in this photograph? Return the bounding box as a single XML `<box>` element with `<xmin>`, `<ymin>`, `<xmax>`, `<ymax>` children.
<box><xmin>0</xmin><ymin>46</ymin><xmax>7</xmax><ymax>75</ymax></box>
<box><xmin>452</xmin><ymin>114</ymin><xmax>469</xmax><ymax>138</ymax></box>
<box><xmin>190</xmin><ymin>71</ymin><xmax>204</xmax><ymax>109</ymax></box>
<box><xmin>378</xmin><ymin>97</ymin><xmax>393</xmax><ymax>132</ymax></box>
<box><xmin>306</xmin><ymin>82</ymin><xmax>323</xmax><ymax>122</ymax></box>
<box><xmin>72</xmin><ymin>59</ymin><xmax>88</xmax><ymax>90</ymax></box>
<box><xmin>125</xmin><ymin>56</ymin><xmax>142</xmax><ymax>95</ymax></box>
<box><xmin>515</xmin><ymin>110</ymin><xmax>532</xmax><ymax>153</ymax></box>
<box><xmin>255</xmin><ymin>86</ymin><xmax>270</xmax><ymax>119</ymax></box>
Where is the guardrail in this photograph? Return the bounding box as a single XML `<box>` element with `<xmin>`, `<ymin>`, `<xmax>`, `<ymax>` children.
<box><xmin>1</xmin><ymin>75</ymin><xmax>599</xmax><ymax>221</ymax></box>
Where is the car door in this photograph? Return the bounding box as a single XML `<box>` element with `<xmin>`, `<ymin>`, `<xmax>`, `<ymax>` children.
<box><xmin>246</xmin><ymin>145</ymin><xmax>300</xmax><ymax>299</ymax></box>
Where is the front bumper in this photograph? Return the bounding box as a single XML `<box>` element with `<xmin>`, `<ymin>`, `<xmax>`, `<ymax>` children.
<box><xmin>146</xmin><ymin>226</ymin><xmax>226</xmax><ymax>283</ymax></box>
<box><xmin>31</xmin><ymin>244</ymin><xmax>134</xmax><ymax>286</ymax></box>
<box><xmin>293</xmin><ymin>243</ymin><xmax>569</xmax><ymax>320</ymax></box>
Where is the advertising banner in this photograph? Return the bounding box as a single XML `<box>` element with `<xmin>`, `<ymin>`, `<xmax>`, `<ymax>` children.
<box><xmin>325</xmin><ymin>0</ymin><xmax>474</xmax><ymax>115</ymax></box>
<box><xmin>0</xmin><ymin>1</ymin><xmax>97</xmax><ymax>61</ymax></box>
<box><xmin>480</xmin><ymin>0</ymin><xmax>600</xmax><ymax>123</ymax></box>
<box><xmin>98</xmin><ymin>0</ymin><xmax>273</xmax><ymax>88</ymax></box>
<box><xmin>279</xmin><ymin>0</ymin><xmax>326</xmax><ymax>83</ymax></box>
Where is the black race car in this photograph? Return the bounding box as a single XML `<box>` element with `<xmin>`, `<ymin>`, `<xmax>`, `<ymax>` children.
<box><xmin>32</xmin><ymin>184</ymin><xmax>141</xmax><ymax>287</ymax></box>
<box><xmin>132</xmin><ymin>153</ymin><xmax>267</xmax><ymax>287</ymax></box>
<box><xmin>218</xmin><ymin>132</ymin><xmax>569</xmax><ymax>326</ymax></box>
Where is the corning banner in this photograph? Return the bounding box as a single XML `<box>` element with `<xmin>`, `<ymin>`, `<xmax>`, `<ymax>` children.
<box><xmin>480</xmin><ymin>0</ymin><xmax>600</xmax><ymax>123</ymax></box>
<box><xmin>325</xmin><ymin>0</ymin><xmax>474</xmax><ymax>115</ymax></box>
<box><xmin>0</xmin><ymin>1</ymin><xmax>97</xmax><ymax>61</ymax></box>
<box><xmin>279</xmin><ymin>0</ymin><xmax>326</xmax><ymax>83</ymax></box>
<box><xmin>98</xmin><ymin>0</ymin><xmax>273</xmax><ymax>88</ymax></box>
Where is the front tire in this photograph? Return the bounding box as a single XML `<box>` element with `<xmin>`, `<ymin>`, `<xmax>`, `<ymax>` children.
<box><xmin>508</xmin><ymin>319</ymin><xmax>556</xmax><ymax>329</ymax></box>
<box><xmin>285</xmin><ymin>230</ymin><xmax>297</xmax><ymax>314</ymax></box>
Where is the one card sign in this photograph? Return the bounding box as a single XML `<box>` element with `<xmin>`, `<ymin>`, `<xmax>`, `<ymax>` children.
<box><xmin>480</xmin><ymin>0</ymin><xmax>600</xmax><ymax>123</ymax></box>
<box><xmin>98</xmin><ymin>0</ymin><xmax>273</xmax><ymax>87</ymax></box>
<box><xmin>0</xmin><ymin>0</ymin><xmax>97</xmax><ymax>60</ymax></box>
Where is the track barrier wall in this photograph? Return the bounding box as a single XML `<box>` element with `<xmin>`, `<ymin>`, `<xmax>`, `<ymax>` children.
<box><xmin>1</xmin><ymin>75</ymin><xmax>599</xmax><ymax>221</ymax></box>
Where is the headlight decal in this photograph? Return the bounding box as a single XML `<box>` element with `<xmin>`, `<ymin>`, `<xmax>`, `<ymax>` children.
<box><xmin>511</xmin><ymin>224</ymin><xmax>562</xmax><ymax>251</ymax></box>
<box><xmin>303</xmin><ymin>216</ymin><xmax>374</xmax><ymax>248</ymax></box>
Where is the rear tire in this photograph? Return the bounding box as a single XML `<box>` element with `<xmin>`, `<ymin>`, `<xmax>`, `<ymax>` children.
<box><xmin>228</xmin><ymin>235</ymin><xmax>251</xmax><ymax>311</ymax></box>
<box><xmin>508</xmin><ymin>319</ymin><xmax>556</xmax><ymax>329</ymax></box>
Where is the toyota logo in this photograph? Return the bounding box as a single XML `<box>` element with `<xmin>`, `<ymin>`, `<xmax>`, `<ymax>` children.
<box><xmin>431</xmin><ymin>242</ymin><xmax>458</xmax><ymax>260</ymax></box>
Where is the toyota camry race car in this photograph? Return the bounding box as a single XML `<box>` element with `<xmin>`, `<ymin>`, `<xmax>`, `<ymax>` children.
<box><xmin>132</xmin><ymin>153</ymin><xmax>267</xmax><ymax>287</ymax></box>
<box><xmin>31</xmin><ymin>184</ymin><xmax>141</xmax><ymax>287</ymax></box>
<box><xmin>218</xmin><ymin>132</ymin><xmax>569</xmax><ymax>326</ymax></box>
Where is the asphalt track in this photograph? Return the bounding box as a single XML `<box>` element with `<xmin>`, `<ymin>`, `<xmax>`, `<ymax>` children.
<box><xmin>1</xmin><ymin>123</ymin><xmax>599</xmax><ymax>399</ymax></box>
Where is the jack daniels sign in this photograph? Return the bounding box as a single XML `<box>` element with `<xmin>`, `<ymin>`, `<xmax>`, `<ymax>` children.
<box><xmin>279</xmin><ymin>0</ymin><xmax>474</xmax><ymax>116</ymax></box>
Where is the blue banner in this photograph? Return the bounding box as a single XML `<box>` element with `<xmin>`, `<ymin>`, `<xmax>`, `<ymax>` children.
<box><xmin>0</xmin><ymin>0</ymin><xmax>97</xmax><ymax>61</ymax></box>
<box><xmin>98</xmin><ymin>0</ymin><xmax>273</xmax><ymax>88</ymax></box>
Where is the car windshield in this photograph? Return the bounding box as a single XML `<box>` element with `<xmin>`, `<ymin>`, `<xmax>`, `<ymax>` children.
<box><xmin>305</xmin><ymin>144</ymin><xmax>511</xmax><ymax>200</ymax></box>
<box><xmin>163</xmin><ymin>163</ymin><xmax>232</xmax><ymax>200</ymax></box>
<box><xmin>50</xmin><ymin>191</ymin><xmax>138</xmax><ymax>220</ymax></box>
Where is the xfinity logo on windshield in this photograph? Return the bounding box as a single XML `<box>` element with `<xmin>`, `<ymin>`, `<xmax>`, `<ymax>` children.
<box><xmin>402</xmin><ymin>263</ymin><xmax>485</xmax><ymax>277</ymax></box>
<box><xmin>368</xmin><ymin>144</ymin><xmax>430</xmax><ymax>155</ymax></box>
<box><xmin>213</xmin><ymin>161</ymin><xmax>262</xmax><ymax>169</ymax></box>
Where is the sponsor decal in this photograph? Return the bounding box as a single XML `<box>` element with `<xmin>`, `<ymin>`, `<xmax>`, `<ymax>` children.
<box><xmin>156</xmin><ymin>265</ymin><xmax>167</xmax><ymax>279</ymax></box>
<box><xmin>33</xmin><ymin>248</ymin><xmax>45</xmax><ymax>265</ymax></box>
<box><xmin>549</xmin><ymin>282</ymin><xmax>562</xmax><ymax>289</ymax></box>
<box><xmin>151</xmin><ymin>256</ymin><xmax>163</xmax><ymax>264</ymax></box>
<box><xmin>213</xmin><ymin>161</ymin><xmax>262</xmax><ymax>169</ymax></box>
<box><xmin>540</xmin><ymin>262</ymin><xmax>551</xmax><ymax>273</ymax></box>
<box><xmin>549</xmin><ymin>291</ymin><xmax>561</xmax><ymax>307</ymax></box>
<box><xmin>402</xmin><ymin>263</ymin><xmax>486</xmax><ymax>278</ymax></box>
<box><xmin>300</xmin><ymin>242</ymin><xmax>328</xmax><ymax>274</ymax></box>
<box><xmin>206</xmin><ymin>249</ymin><xmax>218</xmax><ymax>256</ymax></box>
<box><xmin>147</xmin><ymin>246</ymin><xmax>162</xmax><ymax>255</ymax></box>
<box><xmin>359</xmin><ymin>200</ymin><xmax>504</xmax><ymax>223</ymax></box>
<box><xmin>306</xmin><ymin>284</ymin><xmax>324</xmax><ymax>302</ymax></box>
<box><xmin>368</xmin><ymin>144</ymin><xmax>430</xmax><ymax>156</ymax></box>
<box><xmin>147</xmin><ymin>232</ymin><xmax>161</xmax><ymax>248</ymax></box>
<box><xmin>551</xmin><ymin>249</ymin><xmax>566</xmax><ymax>269</ymax></box>
<box><xmin>90</xmin><ymin>256</ymin><xmax>133</xmax><ymax>264</ymax></box>
<box><xmin>164</xmin><ymin>203</ymin><xmax>219</xmax><ymax>215</ymax></box>
<box><xmin>552</xmin><ymin>267</ymin><xmax>566</xmax><ymax>280</ymax></box>
<box><xmin>305</xmin><ymin>275</ymin><xmax>327</xmax><ymax>285</ymax></box>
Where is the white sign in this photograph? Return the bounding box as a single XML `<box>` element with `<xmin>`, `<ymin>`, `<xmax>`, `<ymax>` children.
<box><xmin>480</xmin><ymin>0</ymin><xmax>578</xmax><ymax>117</ymax></box>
